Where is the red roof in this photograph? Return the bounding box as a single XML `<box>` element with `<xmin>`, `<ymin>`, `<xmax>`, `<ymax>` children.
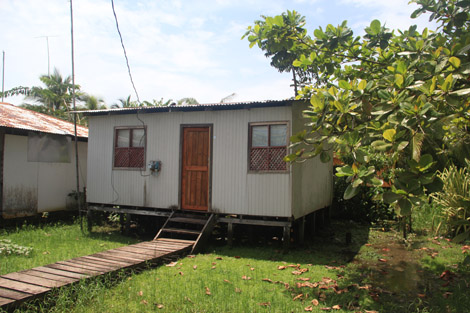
<box><xmin>0</xmin><ymin>102</ymin><xmax>88</xmax><ymax>138</ymax></box>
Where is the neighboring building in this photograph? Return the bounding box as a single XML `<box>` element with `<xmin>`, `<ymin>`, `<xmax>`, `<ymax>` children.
<box><xmin>0</xmin><ymin>102</ymin><xmax>88</xmax><ymax>218</ymax></box>
<box><xmin>84</xmin><ymin>100</ymin><xmax>332</xmax><ymax>230</ymax></box>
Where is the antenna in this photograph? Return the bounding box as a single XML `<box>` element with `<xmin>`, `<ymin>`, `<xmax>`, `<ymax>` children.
<box><xmin>2</xmin><ymin>51</ymin><xmax>4</xmax><ymax>102</ymax></box>
<box><xmin>35</xmin><ymin>35</ymin><xmax>58</xmax><ymax>76</ymax></box>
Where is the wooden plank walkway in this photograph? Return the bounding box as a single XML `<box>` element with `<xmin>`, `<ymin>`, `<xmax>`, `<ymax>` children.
<box><xmin>0</xmin><ymin>238</ymin><xmax>194</xmax><ymax>309</ymax></box>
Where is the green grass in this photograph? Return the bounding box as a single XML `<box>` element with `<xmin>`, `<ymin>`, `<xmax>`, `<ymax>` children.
<box><xmin>0</xmin><ymin>219</ymin><xmax>138</xmax><ymax>275</ymax></box>
<box><xmin>1</xmin><ymin>219</ymin><xmax>469</xmax><ymax>313</ymax></box>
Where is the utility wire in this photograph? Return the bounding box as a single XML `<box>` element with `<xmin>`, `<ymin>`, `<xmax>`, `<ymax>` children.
<box><xmin>111</xmin><ymin>0</ymin><xmax>141</xmax><ymax>103</ymax></box>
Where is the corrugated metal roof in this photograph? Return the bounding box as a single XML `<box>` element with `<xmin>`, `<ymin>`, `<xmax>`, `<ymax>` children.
<box><xmin>0</xmin><ymin>102</ymin><xmax>88</xmax><ymax>138</ymax></box>
<box><xmin>79</xmin><ymin>99</ymin><xmax>298</xmax><ymax>116</ymax></box>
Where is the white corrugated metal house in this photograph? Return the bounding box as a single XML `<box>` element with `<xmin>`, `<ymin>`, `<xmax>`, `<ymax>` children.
<box><xmin>84</xmin><ymin>100</ymin><xmax>333</xmax><ymax>244</ymax></box>
<box><xmin>0</xmin><ymin>102</ymin><xmax>88</xmax><ymax>219</ymax></box>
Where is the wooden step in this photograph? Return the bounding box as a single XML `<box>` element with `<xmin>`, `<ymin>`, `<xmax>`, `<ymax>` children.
<box><xmin>168</xmin><ymin>217</ymin><xmax>207</xmax><ymax>225</ymax></box>
<box><xmin>161</xmin><ymin>228</ymin><xmax>201</xmax><ymax>235</ymax></box>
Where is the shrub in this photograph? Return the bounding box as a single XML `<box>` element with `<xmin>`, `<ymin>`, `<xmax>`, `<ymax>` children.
<box><xmin>431</xmin><ymin>160</ymin><xmax>470</xmax><ymax>242</ymax></box>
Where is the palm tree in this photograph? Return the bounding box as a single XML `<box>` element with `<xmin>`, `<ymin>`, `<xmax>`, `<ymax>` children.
<box><xmin>177</xmin><ymin>97</ymin><xmax>199</xmax><ymax>105</ymax></box>
<box><xmin>27</xmin><ymin>68</ymin><xmax>80</xmax><ymax>113</ymax></box>
<box><xmin>111</xmin><ymin>95</ymin><xmax>139</xmax><ymax>108</ymax></box>
<box><xmin>80</xmin><ymin>94</ymin><xmax>106</xmax><ymax>110</ymax></box>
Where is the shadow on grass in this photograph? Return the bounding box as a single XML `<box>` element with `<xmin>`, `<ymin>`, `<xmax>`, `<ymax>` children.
<box><xmin>210</xmin><ymin>220</ymin><xmax>370</xmax><ymax>265</ymax></box>
<box><xmin>207</xmin><ymin>220</ymin><xmax>470</xmax><ymax>313</ymax></box>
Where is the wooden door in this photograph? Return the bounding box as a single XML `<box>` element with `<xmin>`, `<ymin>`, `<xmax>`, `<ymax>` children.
<box><xmin>181</xmin><ymin>127</ymin><xmax>210</xmax><ymax>211</ymax></box>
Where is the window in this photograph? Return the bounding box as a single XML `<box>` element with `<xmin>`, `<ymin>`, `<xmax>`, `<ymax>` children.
<box><xmin>28</xmin><ymin>132</ymin><xmax>71</xmax><ymax>163</ymax></box>
<box><xmin>249</xmin><ymin>123</ymin><xmax>288</xmax><ymax>171</ymax></box>
<box><xmin>114</xmin><ymin>127</ymin><xmax>145</xmax><ymax>168</ymax></box>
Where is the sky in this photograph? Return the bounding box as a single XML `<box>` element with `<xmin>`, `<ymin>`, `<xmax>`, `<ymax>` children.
<box><xmin>1</xmin><ymin>0</ymin><xmax>438</xmax><ymax>107</ymax></box>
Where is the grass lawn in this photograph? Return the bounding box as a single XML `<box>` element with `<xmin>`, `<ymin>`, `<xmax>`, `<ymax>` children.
<box><xmin>1</xmin><ymin>219</ymin><xmax>469</xmax><ymax>313</ymax></box>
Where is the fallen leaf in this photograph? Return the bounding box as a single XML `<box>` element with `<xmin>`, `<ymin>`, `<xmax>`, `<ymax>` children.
<box><xmin>216</xmin><ymin>257</ymin><xmax>223</xmax><ymax>260</ymax></box>
<box><xmin>278</xmin><ymin>266</ymin><xmax>287</xmax><ymax>270</ymax></box>
<box><xmin>205</xmin><ymin>287</ymin><xmax>211</xmax><ymax>295</ymax></box>
<box><xmin>138</xmin><ymin>291</ymin><xmax>143</xmax><ymax>296</ymax></box>
<box><xmin>382</xmin><ymin>248</ymin><xmax>390</xmax><ymax>252</ymax></box>
<box><xmin>292</xmin><ymin>271</ymin><xmax>303</xmax><ymax>275</ymax></box>
<box><xmin>378</xmin><ymin>258</ymin><xmax>387</xmax><ymax>263</ymax></box>
<box><xmin>235</xmin><ymin>287</ymin><xmax>242</xmax><ymax>293</ymax></box>
<box><xmin>293</xmin><ymin>294</ymin><xmax>303</xmax><ymax>301</ymax></box>
<box><xmin>188</xmin><ymin>255</ymin><xmax>196</xmax><ymax>258</ymax></box>
<box><xmin>443</xmin><ymin>291</ymin><xmax>452</xmax><ymax>299</ymax></box>
<box><xmin>364</xmin><ymin>311</ymin><xmax>379</xmax><ymax>313</ymax></box>
<box><xmin>250</xmin><ymin>267</ymin><xmax>255</xmax><ymax>271</ymax></box>
<box><xmin>242</xmin><ymin>275</ymin><xmax>252</xmax><ymax>280</ymax></box>
<box><xmin>288</xmin><ymin>264</ymin><xmax>301</xmax><ymax>268</ymax></box>
<box><xmin>332</xmin><ymin>304</ymin><xmax>341</xmax><ymax>310</ymax></box>
<box><xmin>211</xmin><ymin>266</ymin><xmax>216</xmax><ymax>269</ymax></box>
<box><xmin>320</xmin><ymin>307</ymin><xmax>331</xmax><ymax>311</ymax></box>
<box><xmin>304</xmin><ymin>306</ymin><xmax>313</xmax><ymax>311</ymax></box>
<box><xmin>365</xmin><ymin>243</ymin><xmax>372</xmax><ymax>246</ymax></box>
<box><xmin>140</xmin><ymin>300</ymin><xmax>148</xmax><ymax>305</ymax></box>
<box><xmin>155</xmin><ymin>303</ymin><xmax>164</xmax><ymax>309</ymax></box>
<box><xmin>262</xmin><ymin>278</ymin><xmax>273</xmax><ymax>283</ymax></box>
<box><xmin>193</xmin><ymin>265</ymin><xmax>197</xmax><ymax>270</ymax></box>
<box><xmin>179</xmin><ymin>271</ymin><xmax>184</xmax><ymax>276</ymax></box>
<box><xmin>42</xmin><ymin>251</ymin><xmax>50</xmax><ymax>255</ymax></box>
<box><xmin>297</xmin><ymin>282</ymin><xmax>315</xmax><ymax>288</ymax></box>
<box><xmin>311</xmin><ymin>299</ymin><xmax>319</xmax><ymax>306</ymax></box>
<box><xmin>439</xmin><ymin>270</ymin><xmax>455</xmax><ymax>281</ymax></box>
<box><xmin>417</xmin><ymin>293</ymin><xmax>426</xmax><ymax>298</ymax></box>
<box><xmin>224</xmin><ymin>279</ymin><xmax>231</xmax><ymax>283</ymax></box>
<box><xmin>258</xmin><ymin>302</ymin><xmax>271</xmax><ymax>307</ymax></box>
<box><xmin>297</xmin><ymin>277</ymin><xmax>310</xmax><ymax>281</ymax></box>
<box><xmin>184</xmin><ymin>297</ymin><xmax>193</xmax><ymax>303</ymax></box>
<box><xmin>166</xmin><ymin>262</ymin><xmax>177</xmax><ymax>267</ymax></box>
<box><xmin>212</xmin><ymin>262</ymin><xmax>217</xmax><ymax>265</ymax></box>
<box><xmin>234</xmin><ymin>256</ymin><xmax>241</xmax><ymax>259</ymax></box>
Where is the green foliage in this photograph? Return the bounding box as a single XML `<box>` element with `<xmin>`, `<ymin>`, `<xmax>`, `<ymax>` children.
<box><xmin>333</xmin><ymin>175</ymin><xmax>394</xmax><ymax>223</ymax></box>
<box><xmin>242</xmin><ymin>10</ymin><xmax>316</xmax><ymax>94</ymax></box>
<box><xmin>431</xmin><ymin>160</ymin><xmax>470</xmax><ymax>242</ymax></box>
<box><xmin>244</xmin><ymin>0</ymin><xmax>470</xmax><ymax>226</ymax></box>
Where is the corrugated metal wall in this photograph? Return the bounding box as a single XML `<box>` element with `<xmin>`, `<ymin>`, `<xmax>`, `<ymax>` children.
<box><xmin>87</xmin><ymin>106</ymin><xmax>293</xmax><ymax>217</ymax></box>
<box><xmin>291</xmin><ymin>102</ymin><xmax>334</xmax><ymax>219</ymax></box>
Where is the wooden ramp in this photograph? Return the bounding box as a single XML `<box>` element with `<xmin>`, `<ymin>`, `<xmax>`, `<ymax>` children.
<box><xmin>0</xmin><ymin>238</ymin><xmax>193</xmax><ymax>309</ymax></box>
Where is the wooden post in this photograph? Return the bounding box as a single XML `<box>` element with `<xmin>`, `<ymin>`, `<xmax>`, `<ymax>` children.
<box><xmin>120</xmin><ymin>213</ymin><xmax>125</xmax><ymax>233</ymax></box>
<box><xmin>298</xmin><ymin>216</ymin><xmax>305</xmax><ymax>245</ymax></box>
<box><xmin>125</xmin><ymin>213</ymin><xmax>131</xmax><ymax>235</ymax></box>
<box><xmin>283</xmin><ymin>225</ymin><xmax>291</xmax><ymax>252</ymax></box>
<box><xmin>313</xmin><ymin>211</ymin><xmax>317</xmax><ymax>234</ymax></box>
<box><xmin>227</xmin><ymin>222</ymin><xmax>233</xmax><ymax>247</ymax></box>
<box><xmin>86</xmin><ymin>209</ymin><xmax>92</xmax><ymax>232</ymax></box>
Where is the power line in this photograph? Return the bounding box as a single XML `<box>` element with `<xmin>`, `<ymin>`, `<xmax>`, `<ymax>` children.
<box><xmin>110</xmin><ymin>0</ymin><xmax>141</xmax><ymax>103</ymax></box>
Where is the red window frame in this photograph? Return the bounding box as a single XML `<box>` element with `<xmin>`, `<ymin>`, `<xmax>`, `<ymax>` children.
<box><xmin>248</xmin><ymin>122</ymin><xmax>288</xmax><ymax>172</ymax></box>
<box><xmin>113</xmin><ymin>127</ymin><xmax>146</xmax><ymax>169</ymax></box>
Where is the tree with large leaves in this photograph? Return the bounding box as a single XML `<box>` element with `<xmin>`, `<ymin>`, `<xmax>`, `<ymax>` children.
<box><xmin>243</xmin><ymin>10</ymin><xmax>315</xmax><ymax>96</ymax></box>
<box><xmin>244</xmin><ymin>0</ymin><xmax>470</xmax><ymax>236</ymax></box>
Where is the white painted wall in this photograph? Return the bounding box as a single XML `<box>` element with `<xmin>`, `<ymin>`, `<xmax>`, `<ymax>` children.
<box><xmin>87</xmin><ymin>106</ymin><xmax>292</xmax><ymax>217</ymax></box>
<box><xmin>2</xmin><ymin>134</ymin><xmax>87</xmax><ymax>217</ymax></box>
